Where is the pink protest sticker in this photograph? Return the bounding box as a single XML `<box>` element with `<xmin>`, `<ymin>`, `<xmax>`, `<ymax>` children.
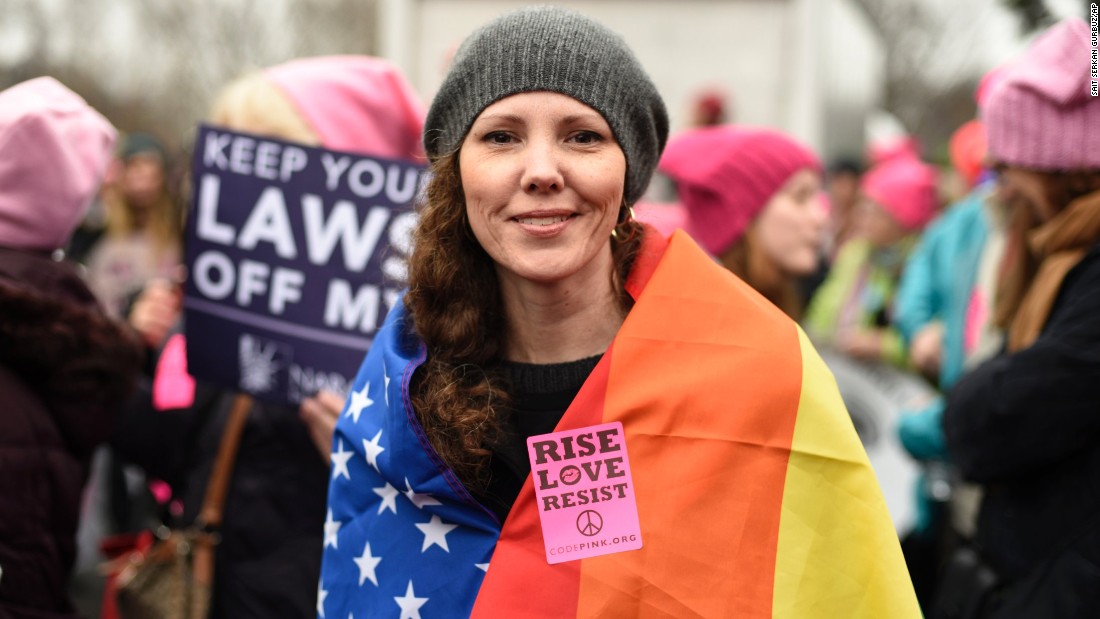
<box><xmin>526</xmin><ymin>421</ymin><xmax>642</xmax><ymax>564</ymax></box>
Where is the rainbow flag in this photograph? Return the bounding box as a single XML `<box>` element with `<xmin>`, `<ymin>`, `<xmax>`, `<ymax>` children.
<box><xmin>320</xmin><ymin>230</ymin><xmax>919</xmax><ymax>618</ymax></box>
<box><xmin>471</xmin><ymin>231</ymin><xmax>918</xmax><ymax>617</ymax></box>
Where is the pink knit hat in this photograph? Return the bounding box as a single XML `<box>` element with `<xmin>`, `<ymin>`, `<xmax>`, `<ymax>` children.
<box><xmin>868</xmin><ymin>136</ymin><xmax>922</xmax><ymax>166</ymax></box>
<box><xmin>659</xmin><ymin>126</ymin><xmax>821</xmax><ymax>255</ymax></box>
<box><xmin>264</xmin><ymin>56</ymin><xmax>426</xmax><ymax>161</ymax></box>
<box><xmin>982</xmin><ymin>19</ymin><xmax>1100</xmax><ymax>170</ymax></box>
<box><xmin>975</xmin><ymin>64</ymin><xmax>1010</xmax><ymax>108</ymax></box>
<box><xmin>861</xmin><ymin>155</ymin><xmax>939</xmax><ymax>231</ymax></box>
<box><xmin>0</xmin><ymin>77</ymin><xmax>116</xmax><ymax>251</ymax></box>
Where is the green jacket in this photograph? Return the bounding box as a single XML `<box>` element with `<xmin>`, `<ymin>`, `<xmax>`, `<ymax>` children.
<box><xmin>804</xmin><ymin>238</ymin><xmax>913</xmax><ymax>368</ymax></box>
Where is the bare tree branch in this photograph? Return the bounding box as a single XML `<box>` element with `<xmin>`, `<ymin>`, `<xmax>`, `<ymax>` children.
<box><xmin>0</xmin><ymin>0</ymin><xmax>379</xmax><ymax>151</ymax></box>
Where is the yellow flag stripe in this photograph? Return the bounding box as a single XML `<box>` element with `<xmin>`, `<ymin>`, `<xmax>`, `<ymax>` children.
<box><xmin>771</xmin><ymin>328</ymin><xmax>921</xmax><ymax>618</ymax></box>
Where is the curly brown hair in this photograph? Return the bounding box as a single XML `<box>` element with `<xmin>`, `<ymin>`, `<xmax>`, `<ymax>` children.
<box><xmin>404</xmin><ymin>150</ymin><xmax>645</xmax><ymax>490</ymax></box>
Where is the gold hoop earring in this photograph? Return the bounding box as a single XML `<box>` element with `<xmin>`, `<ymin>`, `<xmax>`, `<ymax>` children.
<box><xmin>611</xmin><ymin>206</ymin><xmax>637</xmax><ymax>242</ymax></box>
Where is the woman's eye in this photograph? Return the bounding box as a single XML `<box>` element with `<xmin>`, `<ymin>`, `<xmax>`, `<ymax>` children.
<box><xmin>570</xmin><ymin>131</ymin><xmax>602</xmax><ymax>145</ymax></box>
<box><xmin>485</xmin><ymin>131</ymin><xmax>514</xmax><ymax>144</ymax></box>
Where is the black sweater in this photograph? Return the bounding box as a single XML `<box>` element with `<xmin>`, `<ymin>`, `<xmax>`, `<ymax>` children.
<box><xmin>943</xmin><ymin>240</ymin><xmax>1100</xmax><ymax>617</ymax></box>
<box><xmin>475</xmin><ymin>355</ymin><xmax>601</xmax><ymax>524</ymax></box>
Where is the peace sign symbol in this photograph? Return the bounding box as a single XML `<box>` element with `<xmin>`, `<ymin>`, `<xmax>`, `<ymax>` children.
<box><xmin>576</xmin><ymin>510</ymin><xmax>603</xmax><ymax>537</ymax></box>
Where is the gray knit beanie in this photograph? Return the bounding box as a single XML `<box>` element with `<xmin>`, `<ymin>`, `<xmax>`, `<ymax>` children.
<box><xmin>424</xmin><ymin>5</ymin><xmax>669</xmax><ymax>205</ymax></box>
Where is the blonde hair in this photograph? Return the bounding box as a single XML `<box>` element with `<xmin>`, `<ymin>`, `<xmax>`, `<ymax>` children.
<box><xmin>208</xmin><ymin>72</ymin><xmax>321</xmax><ymax>146</ymax></box>
<box><xmin>102</xmin><ymin>147</ymin><xmax>180</xmax><ymax>260</ymax></box>
<box><xmin>102</xmin><ymin>185</ymin><xmax>178</xmax><ymax>251</ymax></box>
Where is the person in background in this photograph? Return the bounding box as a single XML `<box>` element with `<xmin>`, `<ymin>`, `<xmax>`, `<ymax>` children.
<box><xmin>84</xmin><ymin>133</ymin><xmax>182</xmax><ymax>317</ymax></box>
<box><xmin>68</xmin><ymin>137</ymin><xmax>189</xmax><ymax>618</ymax></box>
<box><xmin>824</xmin><ymin>157</ymin><xmax>864</xmax><ymax>258</ymax></box>
<box><xmin>891</xmin><ymin>116</ymin><xmax>1011</xmax><ymax>610</ymax></box>
<box><xmin>108</xmin><ymin>56</ymin><xmax>426</xmax><ymax>619</ymax></box>
<box><xmin>805</xmin><ymin>153</ymin><xmax>939</xmax><ymax>368</ymax></box>
<box><xmin>688</xmin><ymin>87</ymin><xmax>731</xmax><ymax>127</ymax></box>
<box><xmin>893</xmin><ymin>63</ymin><xmax>1014</xmax><ymax>478</ymax></box>
<box><xmin>659</xmin><ymin>126</ymin><xmax>828</xmax><ymax>319</ymax></box>
<box><xmin>0</xmin><ymin>77</ymin><xmax>144</xmax><ymax>618</ymax></box>
<box><xmin>319</xmin><ymin>7</ymin><xmax>918</xmax><ymax>617</ymax></box>
<box><xmin>940</xmin><ymin>19</ymin><xmax>1100</xmax><ymax>617</ymax></box>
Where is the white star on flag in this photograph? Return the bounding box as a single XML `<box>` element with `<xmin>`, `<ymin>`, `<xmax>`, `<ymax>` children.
<box><xmin>353</xmin><ymin>541</ymin><xmax>382</xmax><ymax>586</ymax></box>
<box><xmin>383</xmin><ymin>360</ymin><xmax>391</xmax><ymax>406</ymax></box>
<box><xmin>476</xmin><ymin>562</ymin><xmax>489</xmax><ymax>572</ymax></box>
<box><xmin>317</xmin><ymin>582</ymin><xmax>328</xmax><ymax>618</ymax></box>
<box><xmin>415</xmin><ymin>514</ymin><xmax>459</xmax><ymax>552</ymax></box>
<box><xmin>403</xmin><ymin>477</ymin><xmax>442</xmax><ymax>509</ymax></box>
<box><xmin>373</xmin><ymin>482</ymin><xmax>399</xmax><ymax>515</ymax></box>
<box><xmin>345</xmin><ymin>382</ymin><xmax>373</xmax><ymax>424</ymax></box>
<box><xmin>331</xmin><ymin>439</ymin><xmax>354</xmax><ymax>481</ymax></box>
<box><xmin>324</xmin><ymin>509</ymin><xmax>342</xmax><ymax>549</ymax></box>
<box><xmin>363</xmin><ymin>429</ymin><xmax>386</xmax><ymax>471</ymax></box>
<box><xmin>394</xmin><ymin>580</ymin><xmax>428</xmax><ymax>619</ymax></box>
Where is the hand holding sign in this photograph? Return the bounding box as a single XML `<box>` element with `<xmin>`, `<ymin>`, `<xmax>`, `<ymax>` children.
<box><xmin>128</xmin><ymin>278</ymin><xmax>183</xmax><ymax>349</ymax></box>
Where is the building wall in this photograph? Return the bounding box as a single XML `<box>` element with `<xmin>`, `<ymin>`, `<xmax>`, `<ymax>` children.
<box><xmin>380</xmin><ymin>0</ymin><xmax>883</xmax><ymax>159</ymax></box>
<box><xmin>820</xmin><ymin>0</ymin><xmax>885</xmax><ymax>162</ymax></box>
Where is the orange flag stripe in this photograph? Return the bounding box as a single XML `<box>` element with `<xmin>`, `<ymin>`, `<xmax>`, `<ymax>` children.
<box><xmin>577</xmin><ymin>231</ymin><xmax>801</xmax><ymax>617</ymax></box>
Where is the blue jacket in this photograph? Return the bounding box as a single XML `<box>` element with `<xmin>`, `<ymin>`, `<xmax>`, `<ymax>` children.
<box><xmin>896</xmin><ymin>183</ymin><xmax>992</xmax><ymax>389</ymax></box>
<box><xmin>893</xmin><ymin>186</ymin><xmax>992</xmax><ymax>462</ymax></box>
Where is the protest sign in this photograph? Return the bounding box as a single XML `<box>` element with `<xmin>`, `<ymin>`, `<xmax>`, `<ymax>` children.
<box><xmin>183</xmin><ymin>125</ymin><xmax>425</xmax><ymax>405</ymax></box>
<box><xmin>527</xmin><ymin>421</ymin><xmax>643</xmax><ymax>564</ymax></box>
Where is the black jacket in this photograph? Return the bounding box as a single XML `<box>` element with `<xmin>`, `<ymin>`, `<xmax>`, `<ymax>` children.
<box><xmin>0</xmin><ymin>248</ymin><xmax>142</xmax><ymax>618</ymax></box>
<box><xmin>943</xmin><ymin>240</ymin><xmax>1100</xmax><ymax>617</ymax></box>
<box><xmin>111</xmin><ymin>356</ymin><xmax>327</xmax><ymax>619</ymax></box>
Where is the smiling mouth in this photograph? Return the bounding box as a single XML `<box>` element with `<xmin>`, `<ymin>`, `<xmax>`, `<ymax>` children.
<box><xmin>514</xmin><ymin>214</ymin><xmax>574</xmax><ymax>226</ymax></box>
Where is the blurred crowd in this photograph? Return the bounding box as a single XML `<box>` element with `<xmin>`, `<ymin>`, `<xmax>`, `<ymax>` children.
<box><xmin>1</xmin><ymin>9</ymin><xmax>1098</xmax><ymax>619</ymax></box>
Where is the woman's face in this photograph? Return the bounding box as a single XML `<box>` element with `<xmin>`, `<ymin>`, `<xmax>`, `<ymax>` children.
<box><xmin>827</xmin><ymin>171</ymin><xmax>860</xmax><ymax>213</ymax></box>
<box><xmin>997</xmin><ymin>165</ymin><xmax>1056</xmax><ymax>222</ymax></box>
<box><xmin>752</xmin><ymin>169</ymin><xmax>827</xmax><ymax>276</ymax></box>
<box><xmin>459</xmin><ymin>91</ymin><xmax>626</xmax><ymax>289</ymax></box>
<box><xmin>854</xmin><ymin>196</ymin><xmax>908</xmax><ymax>248</ymax></box>
<box><xmin>122</xmin><ymin>154</ymin><xmax>166</xmax><ymax>209</ymax></box>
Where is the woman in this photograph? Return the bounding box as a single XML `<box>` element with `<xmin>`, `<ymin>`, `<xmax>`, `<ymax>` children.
<box><xmin>108</xmin><ymin>55</ymin><xmax>425</xmax><ymax>618</ymax></box>
<box><xmin>84</xmin><ymin>132</ymin><xmax>182</xmax><ymax>317</ymax></box>
<box><xmin>825</xmin><ymin>157</ymin><xmax>865</xmax><ymax>258</ymax></box>
<box><xmin>941</xmin><ymin>18</ymin><xmax>1100</xmax><ymax>617</ymax></box>
<box><xmin>805</xmin><ymin>154</ymin><xmax>939</xmax><ymax>368</ymax></box>
<box><xmin>321</xmin><ymin>7</ymin><xmax>918</xmax><ymax>618</ymax></box>
<box><xmin>658</xmin><ymin>126</ymin><xmax>828</xmax><ymax>319</ymax></box>
<box><xmin>891</xmin><ymin>121</ymin><xmax>1005</xmax><ymax>612</ymax></box>
<box><xmin>0</xmin><ymin>77</ymin><xmax>143</xmax><ymax>618</ymax></box>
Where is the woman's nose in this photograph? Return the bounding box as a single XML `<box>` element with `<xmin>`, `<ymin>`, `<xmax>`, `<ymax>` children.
<box><xmin>521</xmin><ymin>140</ymin><xmax>564</xmax><ymax>193</ymax></box>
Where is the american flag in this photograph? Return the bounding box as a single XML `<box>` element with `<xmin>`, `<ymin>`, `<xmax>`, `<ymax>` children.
<box><xmin>318</xmin><ymin>307</ymin><xmax>502</xmax><ymax>619</ymax></box>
